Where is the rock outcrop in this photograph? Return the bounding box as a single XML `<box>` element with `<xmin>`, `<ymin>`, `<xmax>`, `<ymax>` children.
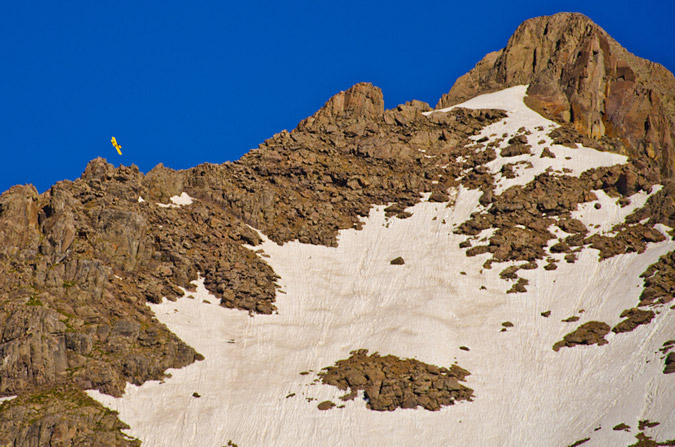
<box><xmin>298</xmin><ymin>82</ymin><xmax>385</xmax><ymax>128</ymax></box>
<box><xmin>437</xmin><ymin>12</ymin><xmax>675</xmax><ymax>180</ymax></box>
<box><xmin>552</xmin><ymin>321</ymin><xmax>611</xmax><ymax>351</ymax></box>
<box><xmin>318</xmin><ymin>349</ymin><xmax>473</xmax><ymax>411</ymax></box>
<box><xmin>0</xmin><ymin>385</ymin><xmax>139</xmax><ymax>446</ymax></box>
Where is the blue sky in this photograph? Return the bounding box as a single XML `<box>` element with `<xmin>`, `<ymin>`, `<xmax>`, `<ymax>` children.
<box><xmin>2</xmin><ymin>1</ymin><xmax>674</xmax><ymax>193</ymax></box>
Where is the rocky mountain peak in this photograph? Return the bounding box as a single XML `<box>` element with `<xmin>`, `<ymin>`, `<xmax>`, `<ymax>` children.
<box><xmin>437</xmin><ymin>12</ymin><xmax>675</xmax><ymax>180</ymax></box>
<box><xmin>298</xmin><ymin>82</ymin><xmax>384</xmax><ymax>129</ymax></box>
<box><xmin>81</xmin><ymin>157</ymin><xmax>115</xmax><ymax>182</ymax></box>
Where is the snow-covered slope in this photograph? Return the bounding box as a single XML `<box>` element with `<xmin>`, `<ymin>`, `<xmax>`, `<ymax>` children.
<box><xmin>88</xmin><ymin>87</ymin><xmax>675</xmax><ymax>446</ymax></box>
<box><xmin>431</xmin><ymin>86</ymin><xmax>628</xmax><ymax>194</ymax></box>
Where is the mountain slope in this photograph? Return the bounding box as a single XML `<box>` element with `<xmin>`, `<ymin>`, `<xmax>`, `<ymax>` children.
<box><xmin>89</xmin><ymin>85</ymin><xmax>675</xmax><ymax>447</ymax></box>
<box><xmin>0</xmin><ymin>87</ymin><xmax>505</xmax><ymax>445</ymax></box>
<box><xmin>1</xmin><ymin>12</ymin><xmax>674</xmax><ymax>447</ymax></box>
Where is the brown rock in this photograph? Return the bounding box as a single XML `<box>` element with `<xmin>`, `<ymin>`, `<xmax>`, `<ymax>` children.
<box><xmin>553</xmin><ymin>321</ymin><xmax>611</xmax><ymax>351</ymax></box>
<box><xmin>0</xmin><ymin>385</ymin><xmax>140</xmax><ymax>446</ymax></box>
<box><xmin>317</xmin><ymin>401</ymin><xmax>336</xmax><ymax>411</ymax></box>
<box><xmin>428</xmin><ymin>191</ymin><xmax>450</xmax><ymax>203</ymax></box>
<box><xmin>298</xmin><ymin>83</ymin><xmax>385</xmax><ymax>129</ymax></box>
<box><xmin>318</xmin><ymin>350</ymin><xmax>473</xmax><ymax>412</ymax></box>
<box><xmin>436</xmin><ymin>12</ymin><xmax>675</xmax><ymax>181</ymax></box>
<box><xmin>0</xmin><ymin>306</ymin><xmax>68</xmax><ymax>395</ymax></box>
<box><xmin>664</xmin><ymin>352</ymin><xmax>675</xmax><ymax>375</ymax></box>
<box><xmin>501</xmin><ymin>143</ymin><xmax>531</xmax><ymax>157</ymax></box>
<box><xmin>612</xmin><ymin>308</ymin><xmax>655</xmax><ymax>333</ymax></box>
<box><xmin>466</xmin><ymin>245</ymin><xmax>490</xmax><ymax>257</ymax></box>
<box><xmin>541</xmin><ymin>147</ymin><xmax>556</xmax><ymax>158</ymax></box>
<box><xmin>0</xmin><ymin>185</ymin><xmax>41</xmax><ymax>261</ymax></box>
<box><xmin>506</xmin><ymin>278</ymin><xmax>529</xmax><ymax>294</ymax></box>
<box><xmin>390</xmin><ymin>257</ymin><xmax>405</xmax><ymax>265</ymax></box>
<box><xmin>638</xmin><ymin>420</ymin><xmax>660</xmax><ymax>430</ymax></box>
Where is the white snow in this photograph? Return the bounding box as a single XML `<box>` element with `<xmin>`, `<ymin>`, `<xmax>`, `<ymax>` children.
<box><xmin>157</xmin><ymin>192</ymin><xmax>194</xmax><ymax>208</ymax></box>
<box><xmin>87</xmin><ymin>86</ymin><xmax>675</xmax><ymax>447</ymax></box>
<box><xmin>572</xmin><ymin>186</ymin><xmax>661</xmax><ymax>235</ymax></box>
<box><xmin>428</xmin><ymin>85</ymin><xmax>628</xmax><ymax>194</ymax></box>
<box><xmin>0</xmin><ymin>396</ymin><xmax>16</xmax><ymax>404</ymax></box>
<box><xmin>171</xmin><ymin>192</ymin><xmax>193</xmax><ymax>206</ymax></box>
<box><xmin>89</xmin><ymin>192</ymin><xmax>675</xmax><ymax>447</ymax></box>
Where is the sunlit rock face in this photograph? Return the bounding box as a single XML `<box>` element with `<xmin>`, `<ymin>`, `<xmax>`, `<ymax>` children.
<box><xmin>437</xmin><ymin>12</ymin><xmax>675</xmax><ymax>180</ymax></box>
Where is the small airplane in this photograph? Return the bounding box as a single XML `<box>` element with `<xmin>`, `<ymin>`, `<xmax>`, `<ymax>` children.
<box><xmin>111</xmin><ymin>136</ymin><xmax>122</xmax><ymax>155</ymax></box>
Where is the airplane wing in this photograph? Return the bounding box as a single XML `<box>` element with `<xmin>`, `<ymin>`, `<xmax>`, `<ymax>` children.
<box><xmin>111</xmin><ymin>137</ymin><xmax>122</xmax><ymax>155</ymax></box>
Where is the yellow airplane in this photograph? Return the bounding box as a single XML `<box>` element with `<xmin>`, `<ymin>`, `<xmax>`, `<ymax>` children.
<box><xmin>111</xmin><ymin>136</ymin><xmax>122</xmax><ymax>155</ymax></box>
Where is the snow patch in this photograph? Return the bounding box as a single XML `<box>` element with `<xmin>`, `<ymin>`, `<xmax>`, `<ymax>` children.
<box><xmin>157</xmin><ymin>192</ymin><xmax>194</xmax><ymax>208</ymax></box>
<box><xmin>88</xmin><ymin>186</ymin><xmax>675</xmax><ymax>447</ymax></box>
<box><xmin>572</xmin><ymin>186</ymin><xmax>662</xmax><ymax>235</ymax></box>
<box><xmin>427</xmin><ymin>85</ymin><xmax>628</xmax><ymax>194</ymax></box>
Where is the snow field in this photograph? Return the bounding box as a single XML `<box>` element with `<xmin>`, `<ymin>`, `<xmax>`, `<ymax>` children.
<box><xmin>89</xmin><ymin>192</ymin><xmax>675</xmax><ymax>446</ymax></box>
<box><xmin>431</xmin><ymin>85</ymin><xmax>628</xmax><ymax>194</ymax></box>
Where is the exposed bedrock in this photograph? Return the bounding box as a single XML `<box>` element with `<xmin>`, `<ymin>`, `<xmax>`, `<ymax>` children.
<box><xmin>437</xmin><ymin>12</ymin><xmax>675</xmax><ymax>180</ymax></box>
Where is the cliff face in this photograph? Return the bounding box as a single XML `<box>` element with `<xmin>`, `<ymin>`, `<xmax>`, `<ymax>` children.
<box><xmin>437</xmin><ymin>12</ymin><xmax>675</xmax><ymax>180</ymax></box>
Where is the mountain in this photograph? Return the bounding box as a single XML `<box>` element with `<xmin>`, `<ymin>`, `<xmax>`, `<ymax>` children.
<box><xmin>437</xmin><ymin>12</ymin><xmax>675</xmax><ymax>181</ymax></box>
<box><xmin>1</xmin><ymin>12</ymin><xmax>674</xmax><ymax>447</ymax></box>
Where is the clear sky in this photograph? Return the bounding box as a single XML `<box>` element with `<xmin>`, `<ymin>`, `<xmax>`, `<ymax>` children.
<box><xmin>2</xmin><ymin>0</ymin><xmax>674</xmax><ymax>193</ymax></box>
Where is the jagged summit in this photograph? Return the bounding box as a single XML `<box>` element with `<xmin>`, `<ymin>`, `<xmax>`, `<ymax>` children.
<box><xmin>437</xmin><ymin>12</ymin><xmax>675</xmax><ymax>179</ymax></box>
<box><xmin>299</xmin><ymin>82</ymin><xmax>385</xmax><ymax>129</ymax></box>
